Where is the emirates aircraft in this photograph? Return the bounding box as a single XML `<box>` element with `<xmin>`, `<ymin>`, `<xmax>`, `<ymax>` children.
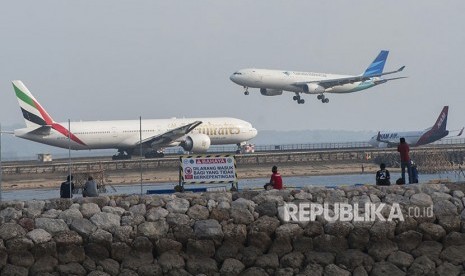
<box><xmin>11</xmin><ymin>80</ymin><xmax>257</xmax><ymax>159</ymax></box>
<box><xmin>368</xmin><ymin>106</ymin><xmax>463</xmax><ymax>148</ymax></box>
<box><xmin>230</xmin><ymin>50</ymin><xmax>406</xmax><ymax>104</ymax></box>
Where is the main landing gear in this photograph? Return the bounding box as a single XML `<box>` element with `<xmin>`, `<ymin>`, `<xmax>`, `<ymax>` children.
<box><xmin>144</xmin><ymin>150</ymin><xmax>165</xmax><ymax>158</ymax></box>
<box><xmin>292</xmin><ymin>93</ymin><xmax>305</xmax><ymax>104</ymax></box>
<box><xmin>317</xmin><ymin>94</ymin><xmax>329</xmax><ymax>103</ymax></box>
<box><xmin>112</xmin><ymin>149</ymin><xmax>132</xmax><ymax>160</ymax></box>
<box><xmin>243</xmin><ymin>86</ymin><xmax>249</xmax><ymax>95</ymax></box>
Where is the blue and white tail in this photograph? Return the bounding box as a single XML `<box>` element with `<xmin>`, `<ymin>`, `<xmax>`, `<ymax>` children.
<box><xmin>362</xmin><ymin>50</ymin><xmax>389</xmax><ymax>77</ymax></box>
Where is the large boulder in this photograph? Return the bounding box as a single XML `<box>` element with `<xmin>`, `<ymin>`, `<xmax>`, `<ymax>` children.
<box><xmin>35</xmin><ymin>218</ymin><xmax>69</xmax><ymax>235</ymax></box>
<box><xmin>90</xmin><ymin>212</ymin><xmax>120</xmax><ymax>232</ymax></box>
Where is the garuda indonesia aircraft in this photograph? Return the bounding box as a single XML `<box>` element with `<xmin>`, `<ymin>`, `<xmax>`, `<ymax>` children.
<box><xmin>11</xmin><ymin>81</ymin><xmax>257</xmax><ymax>159</ymax></box>
<box><xmin>368</xmin><ymin>106</ymin><xmax>463</xmax><ymax>148</ymax></box>
<box><xmin>230</xmin><ymin>50</ymin><xmax>406</xmax><ymax>104</ymax></box>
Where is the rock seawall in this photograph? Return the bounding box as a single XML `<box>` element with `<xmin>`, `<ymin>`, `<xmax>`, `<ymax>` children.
<box><xmin>0</xmin><ymin>184</ymin><xmax>464</xmax><ymax>275</ymax></box>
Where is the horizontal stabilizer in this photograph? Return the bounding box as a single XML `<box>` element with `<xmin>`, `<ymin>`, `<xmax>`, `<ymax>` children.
<box><xmin>28</xmin><ymin>125</ymin><xmax>52</xmax><ymax>136</ymax></box>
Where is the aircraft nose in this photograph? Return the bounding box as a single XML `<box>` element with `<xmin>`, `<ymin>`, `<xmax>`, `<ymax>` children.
<box><xmin>250</xmin><ymin>127</ymin><xmax>258</xmax><ymax>138</ymax></box>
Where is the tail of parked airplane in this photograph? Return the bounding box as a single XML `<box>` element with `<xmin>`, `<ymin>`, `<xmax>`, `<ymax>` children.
<box><xmin>362</xmin><ymin>50</ymin><xmax>389</xmax><ymax>77</ymax></box>
<box><xmin>12</xmin><ymin>80</ymin><xmax>55</xmax><ymax>128</ymax></box>
<box><xmin>430</xmin><ymin>106</ymin><xmax>448</xmax><ymax>133</ymax></box>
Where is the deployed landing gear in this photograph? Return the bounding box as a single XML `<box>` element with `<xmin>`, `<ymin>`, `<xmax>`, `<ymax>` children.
<box><xmin>243</xmin><ymin>86</ymin><xmax>249</xmax><ymax>95</ymax></box>
<box><xmin>145</xmin><ymin>150</ymin><xmax>165</xmax><ymax>158</ymax></box>
<box><xmin>293</xmin><ymin>93</ymin><xmax>305</xmax><ymax>104</ymax></box>
<box><xmin>317</xmin><ymin>94</ymin><xmax>329</xmax><ymax>103</ymax></box>
<box><xmin>112</xmin><ymin>149</ymin><xmax>132</xmax><ymax>160</ymax></box>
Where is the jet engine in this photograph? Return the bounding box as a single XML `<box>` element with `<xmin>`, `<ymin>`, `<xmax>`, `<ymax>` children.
<box><xmin>260</xmin><ymin>88</ymin><xmax>283</xmax><ymax>96</ymax></box>
<box><xmin>181</xmin><ymin>134</ymin><xmax>211</xmax><ymax>153</ymax></box>
<box><xmin>303</xmin><ymin>83</ymin><xmax>325</xmax><ymax>94</ymax></box>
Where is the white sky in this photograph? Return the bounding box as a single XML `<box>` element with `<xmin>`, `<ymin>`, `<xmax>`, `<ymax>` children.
<box><xmin>1</xmin><ymin>1</ymin><xmax>464</xmax><ymax>132</ymax></box>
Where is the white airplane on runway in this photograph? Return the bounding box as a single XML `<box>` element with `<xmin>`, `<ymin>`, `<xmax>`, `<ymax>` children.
<box><xmin>368</xmin><ymin>106</ymin><xmax>463</xmax><ymax>148</ymax></box>
<box><xmin>11</xmin><ymin>80</ymin><xmax>257</xmax><ymax>159</ymax></box>
<box><xmin>230</xmin><ymin>50</ymin><xmax>406</xmax><ymax>104</ymax></box>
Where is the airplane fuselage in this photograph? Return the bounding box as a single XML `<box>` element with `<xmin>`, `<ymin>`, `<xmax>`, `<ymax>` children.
<box><xmin>14</xmin><ymin>117</ymin><xmax>257</xmax><ymax>151</ymax></box>
<box><xmin>369</xmin><ymin>130</ymin><xmax>449</xmax><ymax>148</ymax></box>
<box><xmin>230</xmin><ymin>68</ymin><xmax>379</xmax><ymax>94</ymax></box>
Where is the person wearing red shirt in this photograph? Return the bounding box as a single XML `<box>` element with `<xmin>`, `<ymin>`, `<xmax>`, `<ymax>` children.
<box><xmin>264</xmin><ymin>165</ymin><xmax>283</xmax><ymax>190</ymax></box>
<box><xmin>397</xmin><ymin>137</ymin><xmax>412</xmax><ymax>184</ymax></box>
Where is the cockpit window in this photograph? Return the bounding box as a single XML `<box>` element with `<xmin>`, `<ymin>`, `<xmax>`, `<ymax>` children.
<box><xmin>233</xmin><ymin>72</ymin><xmax>242</xmax><ymax>75</ymax></box>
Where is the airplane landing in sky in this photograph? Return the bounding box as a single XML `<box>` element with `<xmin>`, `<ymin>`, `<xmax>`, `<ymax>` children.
<box><xmin>230</xmin><ymin>50</ymin><xmax>406</xmax><ymax>104</ymax></box>
<box><xmin>368</xmin><ymin>106</ymin><xmax>463</xmax><ymax>148</ymax></box>
<box><xmin>11</xmin><ymin>81</ymin><xmax>257</xmax><ymax>159</ymax></box>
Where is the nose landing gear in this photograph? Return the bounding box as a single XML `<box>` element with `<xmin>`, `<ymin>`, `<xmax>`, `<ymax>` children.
<box><xmin>243</xmin><ymin>87</ymin><xmax>249</xmax><ymax>95</ymax></box>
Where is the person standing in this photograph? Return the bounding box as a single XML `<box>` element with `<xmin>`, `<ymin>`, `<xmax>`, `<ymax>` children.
<box><xmin>376</xmin><ymin>163</ymin><xmax>391</xmax><ymax>186</ymax></box>
<box><xmin>397</xmin><ymin>137</ymin><xmax>412</xmax><ymax>184</ymax></box>
<box><xmin>264</xmin><ymin>165</ymin><xmax>283</xmax><ymax>190</ymax></box>
<box><xmin>82</xmin><ymin>176</ymin><xmax>99</xmax><ymax>197</ymax></box>
<box><xmin>60</xmin><ymin>175</ymin><xmax>75</xmax><ymax>198</ymax></box>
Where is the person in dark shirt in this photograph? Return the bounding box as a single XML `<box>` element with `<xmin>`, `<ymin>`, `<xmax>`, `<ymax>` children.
<box><xmin>397</xmin><ymin>137</ymin><xmax>412</xmax><ymax>184</ymax></box>
<box><xmin>376</xmin><ymin>163</ymin><xmax>391</xmax><ymax>186</ymax></box>
<box><xmin>82</xmin><ymin>176</ymin><xmax>99</xmax><ymax>197</ymax></box>
<box><xmin>60</xmin><ymin>175</ymin><xmax>75</xmax><ymax>198</ymax></box>
<box><xmin>264</xmin><ymin>165</ymin><xmax>283</xmax><ymax>190</ymax></box>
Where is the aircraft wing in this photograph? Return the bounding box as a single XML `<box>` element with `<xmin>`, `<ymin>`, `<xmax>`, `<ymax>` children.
<box><xmin>292</xmin><ymin>66</ymin><xmax>406</xmax><ymax>89</ymax></box>
<box><xmin>137</xmin><ymin>121</ymin><xmax>202</xmax><ymax>148</ymax></box>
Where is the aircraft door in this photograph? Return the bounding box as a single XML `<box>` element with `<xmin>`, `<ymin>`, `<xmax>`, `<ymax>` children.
<box><xmin>111</xmin><ymin>127</ymin><xmax>118</xmax><ymax>138</ymax></box>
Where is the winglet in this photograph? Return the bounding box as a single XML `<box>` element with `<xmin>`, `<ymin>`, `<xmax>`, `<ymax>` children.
<box><xmin>398</xmin><ymin>66</ymin><xmax>405</xmax><ymax>72</ymax></box>
<box><xmin>458</xmin><ymin>127</ymin><xmax>464</xmax><ymax>137</ymax></box>
<box><xmin>376</xmin><ymin>131</ymin><xmax>381</xmax><ymax>142</ymax></box>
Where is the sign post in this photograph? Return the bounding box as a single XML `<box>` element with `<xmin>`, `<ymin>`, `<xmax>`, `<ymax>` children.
<box><xmin>177</xmin><ymin>155</ymin><xmax>237</xmax><ymax>192</ymax></box>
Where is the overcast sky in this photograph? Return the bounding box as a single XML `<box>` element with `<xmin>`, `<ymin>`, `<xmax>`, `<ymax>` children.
<box><xmin>1</xmin><ymin>1</ymin><xmax>464</xmax><ymax>132</ymax></box>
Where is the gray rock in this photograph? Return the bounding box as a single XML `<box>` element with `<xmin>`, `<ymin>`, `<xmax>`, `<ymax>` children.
<box><xmin>41</xmin><ymin>208</ymin><xmax>61</xmax><ymax>218</ymax></box>
<box><xmin>138</xmin><ymin>264</ymin><xmax>163</xmax><ymax>276</ymax></box>
<box><xmin>313</xmin><ymin>234</ymin><xmax>348</xmax><ymax>254</ymax></box>
<box><xmin>370</xmin><ymin>261</ymin><xmax>406</xmax><ymax>276</ymax></box>
<box><xmin>305</xmin><ymin>251</ymin><xmax>335</xmax><ymax>266</ymax></box>
<box><xmin>324</xmin><ymin>264</ymin><xmax>350</xmax><ymax>276</ymax></box>
<box><xmin>90</xmin><ymin>212</ymin><xmax>120</xmax><ymax>232</ymax></box>
<box><xmin>132</xmin><ymin>236</ymin><xmax>153</xmax><ymax>252</ymax></box>
<box><xmin>57</xmin><ymin>245</ymin><xmax>86</xmax><ymax>264</ymax></box>
<box><xmin>80</xmin><ymin>203</ymin><xmax>101</xmax><ymax>218</ymax></box>
<box><xmin>387</xmin><ymin>251</ymin><xmax>414</xmax><ymax>270</ymax></box>
<box><xmin>114</xmin><ymin>225</ymin><xmax>135</xmax><ymax>243</ymax></box>
<box><xmin>215</xmin><ymin>241</ymin><xmax>242</xmax><ymax>262</ymax></box>
<box><xmin>26</xmin><ymin>229</ymin><xmax>52</xmax><ymax>244</ymax></box>
<box><xmin>280</xmin><ymin>252</ymin><xmax>304</xmax><ymax>269</ymax></box>
<box><xmin>249</xmin><ymin>215</ymin><xmax>280</xmax><ymax>236</ymax></box>
<box><xmin>408</xmin><ymin>255</ymin><xmax>435</xmax><ymax>275</ymax></box>
<box><xmin>88</xmin><ymin>271</ymin><xmax>111</xmax><ymax>276</ymax></box>
<box><xmin>335</xmin><ymin>249</ymin><xmax>374</xmax><ymax>272</ymax></box>
<box><xmin>99</xmin><ymin>258</ymin><xmax>120</xmax><ymax>276</ymax></box>
<box><xmin>255</xmin><ymin>253</ymin><xmax>279</xmax><ymax>269</ymax></box>
<box><xmin>220</xmin><ymin>258</ymin><xmax>245</xmax><ymax>276</ymax></box>
<box><xmin>173</xmin><ymin>224</ymin><xmax>195</xmax><ymax>244</ymax></box>
<box><xmin>436</xmin><ymin>262</ymin><xmax>461</xmax><ymax>276</ymax></box>
<box><xmin>129</xmin><ymin>204</ymin><xmax>146</xmax><ymax>216</ymax></box>
<box><xmin>17</xmin><ymin>217</ymin><xmax>34</xmax><ymax>232</ymax></box>
<box><xmin>70</xmin><ymin>218</ymin><xmax>98</xmax><ymax>237</ymax></box>
<box><xmin>348</xmin><ymin>227</ymin><xmax>370</xmax><ymax>250</ymax></box>
<box><xmin>185</xmin><ymin>257</ymin><xmax>218</xmax><ymax>275</ymax></box>
<box><xmin>30</xmin><ymin>241</ymin><xmax>57</xmax><ymax>259</ymax></box>
<box><xmin>54</xmin><ymin>230</ymin><xmax>83</xmax><ymax>246</ymax></box>
<box><xmin>85</xmin><ymin>243</ymin><xmax>110</xmax><ymax>261</ymax></box>
<box><xmin>0</xmin><ymin>207</ymin><xmax>22</xmax><ymax>222</ymax></box>
<box><xmin>240</xmin><ymin>246</ymin><xmax>263</xmax><ymax>267</ymax></box>
<box><xmin>110</xmin><ymin>242</ymin><xmax>131</xmax><ymax>262</ymax></box>
<box><xmin>418</xmin><ymin>222</ymin><xmax>446</xmax><ymax>241</ymax></box>
<box><xmin>223</xmin><ymin>223</ymin><xmax>247</xmax><ymax>244</ymax></box>
<box><xmin>35</xmin><ymin>218</ymin><xmax>69</xmax><ymax>235</ymax></box>
<box><xmin>0</xmin><ymin>223</ymin><xmax>26</xmax><ymax>240</ymax></box>
<box><xmin>368</xmin><ymin>240</ymin><xmax>398</xmax><ymax>261</ymax></box>
<box><xmin>57</xmin><ymin>262</ymin><xmax>87</xmax><ymax>276</ymax></box>
<box><xmin>29</xmin><ymin>255</ymin><xmax>57</xmax><ymax>274</ymax></box>
<box><xmin>410</xmin><ymin>193</ymin><xmax>433</xmax><ymax>206</ymax></box>
<box><xmin>411</xmin><ymin>241</ymin><xmax>443</xmax><ymax>264</ymax></box>
<box><xmin>187</xmin><ymin>204</ymin><xmax>209</xmax><ymax>220</ymax></box>
<box><xmin>146</xmin><ymin>207</ymin><xmax>169</xmax><ymax>221</ymax></box>
<box><xmin>300</xmin><ymin>263</ymin><xmax>324</xmax><ymax>276</ymax></box>
<box><xmin>159</xmin><ymin>251</ymin><xmax>185</xmax><ymax>273</ymax></box>
<box><xmin>440</xmin><ymin>245</ymin><xmax>465</xmax><ymax>265</ymax></box>
<box><xmin>156</xmin><ymin>238</ymin><xmax>183</xmax><ymax>255</ymax></box>
<box><xmin>165</xmin><ymin>198</ymin><xmax>190</xmax><ymax>214</ymax></box>
<box><xmin>324</xmin><ymin>221</ymin><xmax>353</xmax><ymax>237</ymax></box>
<box><xmin>230</xmin><ymin>207</ymin><xmax>254</xmax><ymax>225</ymax></box>
<box><xmin>166</xmin><ymin>213</ymin><xmax>190</xmax><ymax>227</ymax></box>
<box><xmin>90</xmin><ymin>229</ymin><xmax>113</xmax><ymax>248</ymax></box>
<box><xmin>194</xmin><ymin>219</ymin><xmax>223</xmax><ymax>244</ymax></box>
<box><xmin>370</xmin><ymin>221</ymin><xmax>395</xmax><ymax>241</ymax></box>
<box><xmin>1</xmin><ymin>264</ymin><xmax>28</xmax><ymax>276</ymax></box>
<box><xmin>431</xmin><ymin>191</ymin><xmax>452</xmax><ymax>202</ymax></box>
<box><xmin>58</xmin><ymin>208</ymin><xmax>83</xmax><ymax>225</ymax></box>
<box><xmin>24</xmin><ymin>200</ymin><xmax>45</xmax><ymax>218</ymax></box>
<box><xmin>5</xmin><ymin>237</ymin><xmax>34</xmax><ymax>252</ymax></box>
<box><xmin>394</xmin><ymin>230</ymin><xmax>422</xmax><ymax>252</ymax></box>
<box><xmin>275</xmin><ymin>223</ymin><xmax>304</xmax><ymax>239</ymax></box>
<box><xmin>268</xmin><ymin>236</ymin><xmax>293</xmax><ymax>257</ymax></box>
<box><xmin>102</xmin><ymin>206</ymin><xmax>126</xmax><ymax>216</ymax></box>
<box><xmin>255</xmin><ymin>202</ymin><xmax>278</xmax><ymax>217</ymax></box>
<box><xmin>186</xmin><ymin>239</ymin><xmax>215</xmax><ymax>257</ymax></box>
<box><xmin>138</xmin><ymin>220</ymin><xmax>169</xmax><ymax>239</ymax></box>
<box><xmin>240</xmin><ymin>267</ymin><xmax>269</xmax><ymax>276</ymax></box>
<box><xmin>443</xmin><ymin>231</ymin><xmax>465</xmax><ymax>247</ymax></box>
<box><xmin>8</xmin><ymin>251</ymin><xmax>34</xmax><ymax>267</ymax></box>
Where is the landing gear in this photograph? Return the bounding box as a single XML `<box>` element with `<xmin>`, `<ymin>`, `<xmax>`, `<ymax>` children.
<box><xmin>112</xmin><ymin>149</ymin><xmax>132</xmax><ymax>160</ymax></box>
<box><xmin>293</xmin><ymin>93</ymin><xmax>305</xmax><ymax>104</ymax></box>
<box><xmin>145</xmin><ymin>150</ymin><xmax>165</xmax><ymax>158</ymax></box>
<box><xmin>317</xmin><ymin>94</ymin><xmax>329</xmax><ymax>103</ymax></box>
<box><xmin>243</xmin><ymin>86</ymin><xmax>249</xmax><ymax>95</ymax></box>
